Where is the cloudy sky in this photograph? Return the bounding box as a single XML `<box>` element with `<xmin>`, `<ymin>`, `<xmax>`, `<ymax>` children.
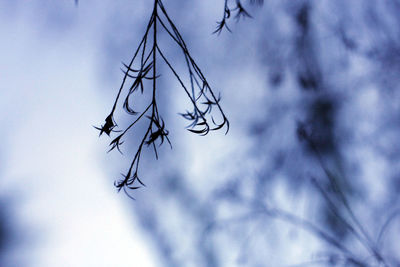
<box><xmin>0</xmin><ymin>1</ymin><xmax>158</xmax><ymax>266</ymax></box>
<box><xmin>2</xmin><ymin>0</ymin><xmax>399</xmax><ymax>266</ymax></box>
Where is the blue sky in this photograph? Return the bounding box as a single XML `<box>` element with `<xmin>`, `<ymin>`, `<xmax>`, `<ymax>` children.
<box><xmin>0</xmin><ymin>1</ymin><xmax>157</xmax><ymax>266</ymax></box>
<box><xmin>2</xmin><ymin>0</ymin><xmax>400</xmax><ymax>266</ymax></box>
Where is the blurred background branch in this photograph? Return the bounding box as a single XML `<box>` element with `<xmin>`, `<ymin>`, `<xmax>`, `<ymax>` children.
<box><xmin>1</xmin><ymin>0</ymin><xmax>400</xmax><ymax>266</ymax></box>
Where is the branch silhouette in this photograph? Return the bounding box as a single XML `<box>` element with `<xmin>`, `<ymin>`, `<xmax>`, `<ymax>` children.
<box><xmin>96</xmin><ymin>0</ymin><xmax>229</xmax><ymax>196</ymax></box>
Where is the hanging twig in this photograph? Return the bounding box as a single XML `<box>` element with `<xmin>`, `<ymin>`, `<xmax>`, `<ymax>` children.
<box><xmin>97</xmin><ymin>0</ymin><xmax>229</xmax><ymax>195</ymax></box>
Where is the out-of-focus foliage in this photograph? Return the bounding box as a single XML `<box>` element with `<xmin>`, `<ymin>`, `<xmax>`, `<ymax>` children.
<box><xmin>0</xmin><ymin>195</ymin><xmax>25</xmax><ymax>267</ymax></box>
<box><xmin>0</xmin><ymin>202</ymin><xmax>7</xmax><ymax>259</ymax></box>
<box><xmin>102</xmin><ymin>0</ymin><xmax>400</xmax><ymax>266</ymax></box>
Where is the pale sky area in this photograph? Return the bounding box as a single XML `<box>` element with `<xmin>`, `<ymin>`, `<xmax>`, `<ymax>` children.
<box><xmin>2</xmin><ymin>0</ymin><xmax>399</xmax><ymax>266</ymax></box>
<box><xmin>0</xmin><ymin>1</ymin><xmax>157</xmax><ymax>266</ymax></box>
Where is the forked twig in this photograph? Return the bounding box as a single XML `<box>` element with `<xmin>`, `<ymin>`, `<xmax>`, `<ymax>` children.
<box><xmin>97</xmin><ymin>0</ymin><xmax>229</xmax><ymax>194</ymax></box>
<box><xmin>214</xmin><ymin>0</ymin><xmax>262</xmax><ymax>34</ymax></box>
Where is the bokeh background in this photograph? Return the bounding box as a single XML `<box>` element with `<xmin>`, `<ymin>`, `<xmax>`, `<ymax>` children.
<box><xmin>1</xmin><ymin>0</ymin><xmax>399</xmax><ymax>266</ymax></box>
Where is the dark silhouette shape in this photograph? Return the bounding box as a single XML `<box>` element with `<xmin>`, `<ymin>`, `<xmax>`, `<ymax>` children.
<box><xmin>97</xmin><ymin>1</ymin><xmax>400</xmax><ymax>266</ymax></box>
<box><xmin>97</xmin><ymin>0</ymin><xmax>229</xmax><ymax>195</ymax></box>
<box><xmin>214</xmin><ymin>0</ymin><xmax>261</xmax><ymax>34</ymax></box>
